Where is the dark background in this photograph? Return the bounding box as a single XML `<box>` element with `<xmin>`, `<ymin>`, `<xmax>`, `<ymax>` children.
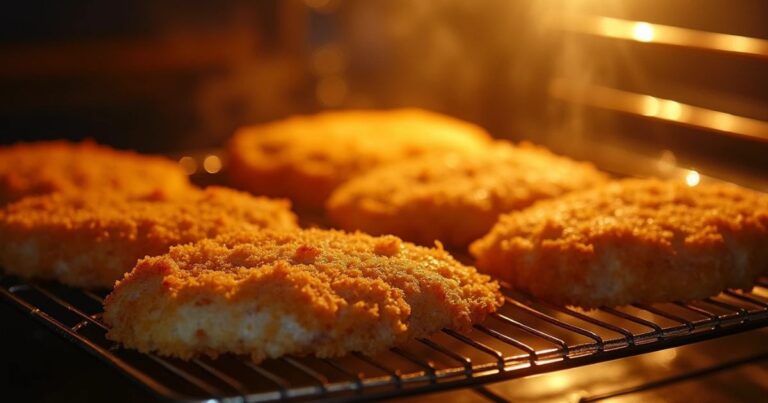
<box><xmin>0</xmin><ymin>1</ymin><xmax>766</xmax><ymax>177</ymax></box>
<box><xmin>1</xmin><ymin>302</ymin><xmax>151</xmax><ymax>402</ymax></box>
<box><xmin>1</xmin><ymin>1</ymin><xmax>767</xmax><ymax>401</ymax></box>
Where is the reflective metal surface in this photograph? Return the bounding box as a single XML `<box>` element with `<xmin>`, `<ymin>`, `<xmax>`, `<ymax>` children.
<box><xmin>2</xmin><ymin>273</ymin><xmax>766</xmax><ymax>402</ymax></box>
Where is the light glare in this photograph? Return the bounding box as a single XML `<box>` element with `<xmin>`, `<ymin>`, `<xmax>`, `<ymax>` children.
<box><xmin>203</xmin><ymin>155</ymin><xmax>222</xmax><ymax>174</ymax></box>
<box><xmin>641</xmin><ymin>96</ymin><xmax>660</xmax><ymax>117</ymax></box>
<box><xmin>660</xmin><ymin>100</ymin><xmax>683</xmax><ymax>121</ymax></box>
<box><xmin>179</xmin><ymin>156</ymin><xmax>197</xmax><ymax>175</ymax></box>
<box><xmin>685</xmin><ymin>170</ymin><xmax>700</xmax><ymax>187</ymax></box>
<box><xmin>632</xmin><ymin>22</ymin><xmax>655</xmax><ymax>42</ymax></box>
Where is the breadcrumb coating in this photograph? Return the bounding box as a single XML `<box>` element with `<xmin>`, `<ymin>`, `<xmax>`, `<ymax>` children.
<box><xmin>227</xmin><ymin>109</ymin><xmax>492</xmax><ymax>209</ymax></box>
<box><xmin>470</xmin><ymin>179</ymin><xmax>768</xmax><ymax>308</ymax></box>
<box><xmin>327</xmin><ymin>142</ymin><xmax>609</xmax><ymax>248</ymax></box>
<box><xmin>0</xmin><ymin>187</ymin><xmax>298</xmax><ymax>288</ymax></box>
<box><xmin>0</xmin><ymin>140</ymin><xmax>191</xmax><ymax>205</ymax></box>
<box><xmin>104</xmin><ymin>229</ymin><xmax>503</xmax><ymax>362</ymax></box>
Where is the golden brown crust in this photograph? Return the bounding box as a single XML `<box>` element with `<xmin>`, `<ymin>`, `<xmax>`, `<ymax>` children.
<box><xmin>470</xmin><ymin>179</ymin><xmax>768</xmax><ymax>308</ymax></box>
<box><xmin>0</xmin><ymin>187</ymin><xmax>298</xmax><ymax>288</ymax></box>
<box><xmin>104</xmin><ymin>229</ymin><xmax>503</xmax><ymax>362</ymax></box>
<box><xmin>0</xmin><ymin>140</ymin><xmax>191</xmax><ymax>205</ymax></box>
<box><xmin>327</xmin><ymin>142</ymin><xmax>609</xmax><ymax>248</ymax></box>
<box><xmin>227</xmin><ymin>109</ymin><xmax>492</xmax><ymax>209</ymax></box>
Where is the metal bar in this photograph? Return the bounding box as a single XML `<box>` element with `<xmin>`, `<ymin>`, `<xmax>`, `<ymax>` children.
<box><xmin>193</xmin><ymin>358</ymin><xmax>249</xmax><ymax>396</ymax></box>
<box><xmin>29</xmin><ymin>284</ymin><xmax>108</xmax><ymax>330</ymax></box>
<box><xmin>82</xmin><ymin>289</ymin><xmax>106</xmax><ymax>304</ymax></box>
<box><xmin>241</xmin><ymin>361</ymin><xmax>289</xmax><ymax>399</ymax></box>
<box><xmin>723</xmin><ymin>290</ymin><xmax>768</xmax><ymax>308</ymax></box>
<box><xmin>338</xmin><ymin>318</ymin><xmax>768</xmax><ymax>402</ymax></box>
<box><xmin>600</xmin><ymin>307</ymin><xmax>664</xmax><ymax>334</ymax></box>
<box><xmin>703</xmin><ymin>298</ymin><xmax>748</xmax><ymax>317</ymax></box>
<box><xmin>555</xmin><ymin>14</ymin><xmax>768</xmax><ymax>59</ymax></box>
<box><xmin>633</xmin><ymin>304</ymin><xmax>694</xmax><ymax>331</ymax></box>
<box><xmin>71</xmin><ymin>319</ymin><xmax>90</xmax><ymax>332</ymax></box>
<box><xmin>282</xmin><ymin>357</ymin><xmax>329</xmax><ymax>391</ymax></box>
<box><xmin>491</xmin><ymin>313</ymin><xmax>569</xmax><ymax>354</ymax></box>
<box><xmin>548</xmin><ymin>304</ymin><xmax>636</xmax><ymax>346</ymax></box>
<box><xmin>504</xmin><ymin>297</ymin><xmax>604</xmax><ymax>350</ymax></box>
<box><xmin>443</xmin><ymin>329</ymin><xmax>504</xmax><ymax>369</ymax></box>
<box><xmin>391</xmin><ymin>347</ymin><xmax>436</xmax><ymax>382</ymax></box>
<box><xmin>3</xmin><ymin>272</ymin><xmax>768</xmax><ymax>402</ymax></box>
<box><xmin>550</xmin><ymin>79</ymin><xmax>768</xmax><ymax>144</ymax></box>
<box><xmin>8</xmin><ymin>284</ymin><xmax>31</xmax><ymax>293</ymax></box>
<box><xmin>0</xmin><ymin>282</ymin><xmax>218</xmax><ymax>398</ymax></box>
<box><xmin>351</xmin><ymin>352</ymin><xmax>402</xmax><ymax>384</ymax></box>
<box><xmin>138</xmin><ymin>354</ymin><xmax>221</xmax><ymax>395</ymax></box>
<box><xmin>417</xmin><ymin>338</ymin><xmax>472</xmax><ymax>372</ymax></box>
<box><xmin>32</xmin><ymin>282</ymin><xmax>252</xmax><ymax>398</ymax></box>
<box><xmin>674</xmin><ymin>302</ymin><xmax>719</xmax><ymax>320</ymax></box>
<box><xmin>474</xmin><ymin>324</ymin><xmax>538</xmax><ymax>364</ymax></box>
<box><xmin>146</xmin><ymin>356</ymin><xmax>222</xmax><ymax>396</ymax></box>
<box><xmin>321</xmin><ymin>358</ymin><xmax>363</xmax><ymax>391</ymax></box>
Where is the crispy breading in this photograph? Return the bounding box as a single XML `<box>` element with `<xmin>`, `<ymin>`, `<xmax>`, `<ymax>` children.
<box><xmin>0</xmin><ymin>140</ymin><xmax>191</xmax><ymax>205</ymax></box>
<box><xmin>227</xmin><ymin>109</ymin><xmax>492</xmax><ymax>209</ymax></box>
<box><xmin>103</xmin><ymin>229</ymin><xmax>504</xmax><ymax>362</ymax></box>
<box><xmin>470</xmin><ymin>179</ymin><xmax>768</xmax><ymax>308</ymax></box>
<box><xmin>327</xmin><ymin>142</ymin><xmax>609</xmax><ymax>248</ymax></box>
<box><xmin>0</xmin><ymin>187</ymin><xmax>298</xmax><ymax>288</ymax></box>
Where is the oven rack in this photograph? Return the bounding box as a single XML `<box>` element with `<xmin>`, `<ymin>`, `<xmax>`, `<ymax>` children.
<box><xmin>2</xmin><ymin>273</ymin><xmax>767</xmax><ymax>402</ymax></box>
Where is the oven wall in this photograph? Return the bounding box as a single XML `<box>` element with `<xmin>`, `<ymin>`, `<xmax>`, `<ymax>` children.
<box><xmin>0</xmin><ymin>0</ymin><xmax>766</xmax><ymax>179</ymax></box>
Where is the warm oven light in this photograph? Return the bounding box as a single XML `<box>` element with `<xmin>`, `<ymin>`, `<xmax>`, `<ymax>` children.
<box><xmin>203</xmin><ymin>155</ymin><xmax>223</xmax><ymax>174</ymax></box>
<box><xmin>179</xmin><ymin>156</ymin><xmax>197</xmax><ymax>175</ymax></box>
<box><xmin>685</xmin><ymin>170</ymin><xmax>700</xmax><ymax>187</ymax></box>
<box><xmin>631</xmin><ymin>22</ymin><xmax>655</xmax><ymax>42</ymax></box>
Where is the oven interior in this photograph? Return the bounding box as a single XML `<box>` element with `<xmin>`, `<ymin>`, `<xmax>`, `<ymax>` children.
<box><xmin>1</xmin><ymin>1</ymin><xmax>767</xmax><ymax>402</ymax></box>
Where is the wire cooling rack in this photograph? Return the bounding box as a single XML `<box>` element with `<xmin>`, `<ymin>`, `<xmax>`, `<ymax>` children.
<box><xmin>2</xmin><ymin>273</ymin><xmax>767</xmax><ymax>402</ymax></box>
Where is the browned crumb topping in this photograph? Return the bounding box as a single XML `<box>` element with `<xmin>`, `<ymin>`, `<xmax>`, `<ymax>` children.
<box><xmin>327</xmin><ymin>141</ymin><xmax>609</xmax><ymax>247</ymax></box>
<box><xmin>293</xmin><ymin>245</ymin><xmax>321</xmax><ymax>264</ymax></box>
<box><xmin>0</xmin><ymin>186</ymin><xmax>298</xmax><ymax>287</ymax></box>
<box><xmin>104</xmin><ymin>229</ymin><xmax>504</xmax><ymax>361</ymax></box>
<box><xmin>474</xmin><ymin>179</ymin><xmax>768</xmax><ymax>253</ymax></box>
<box><xmin>227</xmin><ymin>109</ymin><xmax>493</xmax><ymax>208</ymax></box>
<box><xmin>470</xmin><ymin>178</ymin><xmax>768</xmax><ymax>307</ymax></box>
<box><xmin>0</xmin><ymin>140</ymin><xmax>191</xmax><ymax>205</ymax></box>
<box><xmin>374</xmin><ymin>236</ymin><xmax>402</xmax><ymax>256</ymax></box>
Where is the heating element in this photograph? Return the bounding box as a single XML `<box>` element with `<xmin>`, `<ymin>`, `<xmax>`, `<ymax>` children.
<box><xmin>2</xmin><ymin>273</ymin><xmax>767</xmax><ymax>402</ymax></box>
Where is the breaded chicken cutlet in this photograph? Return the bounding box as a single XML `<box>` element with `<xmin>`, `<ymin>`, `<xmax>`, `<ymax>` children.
<box><xmin>0</xmin><ymin>140</ymin><xmax>191</xmax><ymax>205</ymax></box>
<box><xmin>104</xmin><ymin>229</ymin><xmax>504</xmax><ymax>362</ymax></box>
<box><xmin>227</xmin><ymin>109</ymin><xmax>492</xmax><ymax>209</ymax></box>
<box><xmin>470</xmin><ymin>179</ymin><xmax>768</xmax><ymax>308</ymax></box>
<box><xmin>0</xmin><ymin>187</ymin><xmax>298</xmax><ymax>288</ymax></box>
<box><xmin>327</xmin><ymin>142</ymin><xmax>609</xmax><ymax>248</ymax></box>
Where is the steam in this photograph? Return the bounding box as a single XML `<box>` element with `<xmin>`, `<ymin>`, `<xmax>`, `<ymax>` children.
<box><xmin>335</xmin><ymin>0</ymin><xmax>627</xmax><ymax>153</ymax></box>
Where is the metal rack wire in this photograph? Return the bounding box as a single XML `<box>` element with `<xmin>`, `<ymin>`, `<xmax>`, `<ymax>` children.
<box><xmin>2</xmin><ymin>273</ymin><xmax>767</xmax><ymax>402</ymax></box>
